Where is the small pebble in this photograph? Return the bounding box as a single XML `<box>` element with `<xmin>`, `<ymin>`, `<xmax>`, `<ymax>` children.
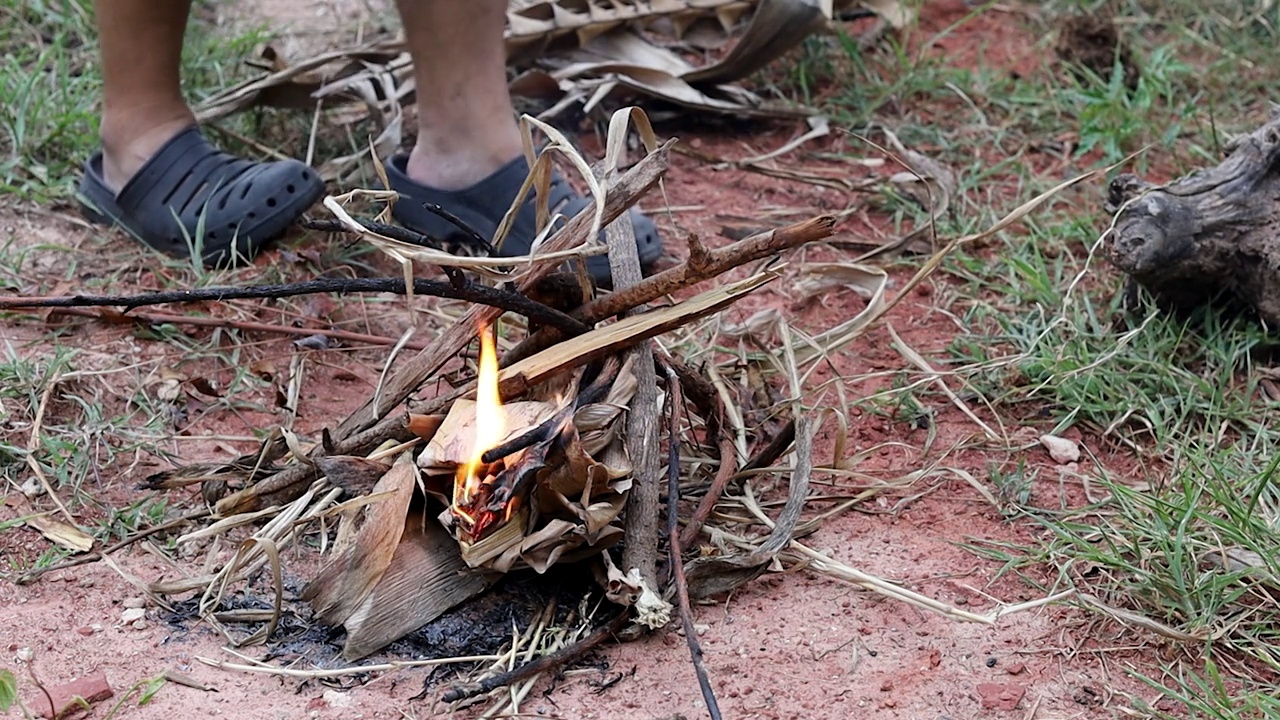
<box><xmin>986</xmin><ymin>656</ymin><xmax>998</xmax><ymax>667</ymax></box>
<box><xmin>121</xmin><ymin>608</ymin><xmax>146</xmax><ymax>623</ymax></box>
<box><xmin>122</xmin><ymin>597</ymin><xmax>147</xmax><ymax>609</ymax></box>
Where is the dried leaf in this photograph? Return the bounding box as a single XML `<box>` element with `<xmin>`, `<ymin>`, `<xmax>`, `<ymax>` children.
<box><xmin>26</xmin><ymin>515</ymin><xmax>94</xmax><ymax>553</ymax></box>
<box><xmin>316</xmin><ymin>456</ymin><xmax>391</xmax><ymax>496</ymax></box>
<box><xmin>858</xmin><ymin>0</ymin><xmax>913</xmax><ymax>28</ymax></box>
<box><xmin>188</xmin><ymin>376</ymin><xmax>221</xmax><ymax>398</ymax></box>
<box><xmin>152</xmin><ymin>368</ymin><xmax>184</xmax><ymax>403</ymax></box>
<box><xmin>1203</xmin><ymin>547</ymin><xmax>1277</xmax><ymax>585</ymax></box>
<box><xmin>417</xmin><ymin>399</ymin><xmax>560</xmax><ymax>471</ymax></box>
<box><xmin>301</xmin><ymin>451</ymin><xmax>419</xmax><ymax>626</ymax></box>
<box><xmin>338</xmin><ymin>513</ymin><xmax>494</xmax><ymax>660</ymax></box>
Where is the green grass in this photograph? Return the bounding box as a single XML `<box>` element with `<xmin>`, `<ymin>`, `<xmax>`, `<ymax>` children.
<box><xmin>760</xmin><ymin>0</ymin><xmax>1280</xmax><ymax>716</ymax></box>
<box><xmin>0</xmin><ymin>0</ymin><xmax>275</xmax><ymax>201</ymax></box>
<box><xmin>0</xmin><ymin>341</ymin><xmax>180</xmax><ymax>570</ymax></box>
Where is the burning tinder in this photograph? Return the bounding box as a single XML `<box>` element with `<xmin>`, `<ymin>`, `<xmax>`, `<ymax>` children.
<box><xmin>454</xmin><ymin>323</ymin><xmax>507</xmax><ymax>512</ymax></box>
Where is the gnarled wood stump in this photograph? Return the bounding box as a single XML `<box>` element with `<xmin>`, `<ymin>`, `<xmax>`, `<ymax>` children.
<box><xmin>1106</xmin><ymin>111</ymin><xmax>1280</xmax><ymax>324</ymax></box>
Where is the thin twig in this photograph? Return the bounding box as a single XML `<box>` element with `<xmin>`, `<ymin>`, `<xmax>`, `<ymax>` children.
<box><xmin>742</xmin><ymin>418</ymin><xmax>796</xmax><ymax>473</ymax></box>
<box><xmin>478</xmin><ymin>377</ymin><xmax>612</xmax><ymax>464</ymax></box>
<box><xmin>680</xmin><ymin>430</ymin><xmax>737</xmax><ymax>549</ymax></box>
<box><xmin>440</xmin><ymin>611</ymin><xmax>629</xmax><ymax>703</ymax></box>
<box><xmin>0</xmin><ymin>278</ymin><xmax>589</xmax><ymax>337</ymax></box>
<box><xmin>199</xmin><ymin>649</ymin><xmax>504</xmax><ymax>679</ymax></box>
<box><xmin>664</xmin><ymin>366</ymin><xmax>723</xmax><ymax>720</ymax></box>
<box><xmin>42</xmin><ymin>306</ymin><xmax>430</xmax><ymax>350</ymax></box>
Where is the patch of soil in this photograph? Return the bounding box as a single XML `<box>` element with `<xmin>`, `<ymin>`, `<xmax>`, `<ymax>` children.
<box><xmin>0</xmin><ymin>2</ymin><xmax>1190</xmax><ymax>719</ymax></box>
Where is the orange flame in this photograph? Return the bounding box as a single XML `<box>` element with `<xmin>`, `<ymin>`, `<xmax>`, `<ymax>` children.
<box><xmin>455</xmin><ymin>323</ymin><xmax>506</xmax><ymax>507</ymax></box>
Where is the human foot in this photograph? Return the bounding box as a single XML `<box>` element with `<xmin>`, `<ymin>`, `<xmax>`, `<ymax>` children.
<box><xmin>78</xmin><ymin>125</ymin><xmax>326</xmax><ymax>268</ymax></box>
<box><xmin>98</xmin><ymin>109</ymin><xmax>195</xmax><ymax>192</ymax></box>
<box><xmin>385</xmin><ymin>152</ymin><xmax>664</xmax><ymax>287</ymax></box>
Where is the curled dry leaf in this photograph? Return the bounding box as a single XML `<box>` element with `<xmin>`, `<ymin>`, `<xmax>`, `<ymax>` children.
<box><xmin>1039</xmin><ymin>434</ymin><xmax>1081</xmax><ymax>464</ymax></box>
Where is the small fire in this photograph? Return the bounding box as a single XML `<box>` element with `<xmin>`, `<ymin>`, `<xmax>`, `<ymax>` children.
<box><xmin>454</xmin><ymin>323</ymin><xmax>507</xmax><ymax>511</ymax></box>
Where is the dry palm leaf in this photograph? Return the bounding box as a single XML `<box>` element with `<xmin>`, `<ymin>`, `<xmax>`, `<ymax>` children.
<box><xmin>194</xmin><ymin>0</ymin><xmax>911</xmax><ymax>131</ymax></box>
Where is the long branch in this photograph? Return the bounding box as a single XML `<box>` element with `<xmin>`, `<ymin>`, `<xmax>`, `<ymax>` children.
<box><xmin>0</xmin><ymin>278</ymin><xmax>589</xmax><ymax>337</ymax></box>
<box><xmin>43</xmin><ymin>306</ymin><xmax>432</xmax><ymax>350</ymax></box>
<box><xmin>505</xmin><ymin>215</ymin><xmax>837</xmax><ymax>363</ymax></box>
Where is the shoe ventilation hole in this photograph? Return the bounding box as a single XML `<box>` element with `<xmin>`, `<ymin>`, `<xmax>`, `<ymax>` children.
<box><xmin>266</xmin><ymin>197</ymin><xmax>278</xmax><ymax>208</ymax></box>
<box><xmin>286</xmin><ymin>184</ymin><xmax>296</xmax><ymax>194</ymax></box>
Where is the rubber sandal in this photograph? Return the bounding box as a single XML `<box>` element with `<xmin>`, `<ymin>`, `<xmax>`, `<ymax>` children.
<box><xmin>77</xmin><ymin>125</ymin><xmax>326</xmax><ymax>268</ymax></box>
<box><xmin>383</xmin><ymin>154</ymin><xmax>663</xmax><ymax>286</ymax></box>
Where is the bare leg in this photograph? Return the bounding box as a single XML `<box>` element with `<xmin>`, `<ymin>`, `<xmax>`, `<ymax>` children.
<box><xmin>94</xmin><ymin>0</ymin><xmax>197</xmax><ymax>192</ymax></box>
<box><xmin>393</xmin><ymin>0</ymin><xmax>524</xmax><ymax>191</ymax></box>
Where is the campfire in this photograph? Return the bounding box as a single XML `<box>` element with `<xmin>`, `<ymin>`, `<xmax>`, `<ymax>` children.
<box><xmin>416</xmin><ymin>322</ymin><xmax>636</xmax><ymax>572</ymax></box>
<box><xmin>64</xmin><ymin>113</ymin><xmax>874</xmax><ymax>713</ymax></box>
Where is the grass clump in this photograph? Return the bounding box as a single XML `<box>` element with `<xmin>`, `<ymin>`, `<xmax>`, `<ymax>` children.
<box><xmin>759</xmin><ymin>0</ymin><xmax>1280</xmax><ymax>715</ymax></box>
<box><xmin>0</xmin><ymin>0</ymin><xmax>272</xmax><ymax>201</ymax></box>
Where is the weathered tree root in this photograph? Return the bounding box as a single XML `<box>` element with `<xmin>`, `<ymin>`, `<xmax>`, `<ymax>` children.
<box><xmin>1106</xmin><ymin>111</ymin><xmax>1280</xmax><ymax>323</ymax></box>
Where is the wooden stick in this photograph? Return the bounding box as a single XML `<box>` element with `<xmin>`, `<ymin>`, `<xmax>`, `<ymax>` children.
<box><xmin>604</xmin><ymin>161</ymin><xmax>663</xmax><ymax>590</ymax></box>
<box><xmin>506</xmin><ymin>215</ymin><xmax>837</xmax><ymax>363</ymax></box>
<box><xmin>41</xmin><ymin>306</ymin><xmax>432</xmax><ymax>351</ymax></box>
<box><xmin>663</xmin><ymin>366</ymin><xmax>723</xmax><ymax>720</ymax></box>
<box><xmin>742</xmin><ymin>418</ymin><xmax>796</xmax><ymax>473</ymax></box>
<box><xmin>215</xmin><ymin>142</ymin><xmax>673</xmax><ymax>515</ymax></box>
<box><xmin>0</xmin><ymin>278</ymin><xmax>589</xmax><ymax>337</ymax></box>
<box><xmin>680</xmin><ymin>427</ymin><xmax>737</xmax><ymax>550</ymax></box>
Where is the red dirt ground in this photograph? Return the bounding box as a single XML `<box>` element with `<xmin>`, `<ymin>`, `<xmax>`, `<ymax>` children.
<box><xmin>1</xmin><ymin>3</ymin><xmax>1189</xmax><ymax>719</ymax></box>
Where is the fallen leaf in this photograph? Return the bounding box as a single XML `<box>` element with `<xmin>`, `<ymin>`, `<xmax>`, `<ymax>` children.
<box><xmin>26</xmin><ymin>515</ymin><xmax>94</xmax><ymax>553</ymax></box>
<box><xmin>153</xmin><ymin>367</ymin><xmax>185</xmax><ymax>403</ymax></box>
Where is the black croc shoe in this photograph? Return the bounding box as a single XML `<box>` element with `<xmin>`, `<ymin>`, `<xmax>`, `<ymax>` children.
<box><xmin>77</xmin><ymin>125</ymin><xmax>325</xmax><ymax>268</ymax></box>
